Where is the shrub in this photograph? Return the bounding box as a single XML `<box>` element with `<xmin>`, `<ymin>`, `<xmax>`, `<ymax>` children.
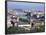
<box><xmin>30</xmin><ymin>25</ymin><xmax>45</xmax><ymax>33</ymax></box>
<box><xmin>7</xmin><ymin>27</ymin><xmax>30</xmax><ymax>34</ymax></box>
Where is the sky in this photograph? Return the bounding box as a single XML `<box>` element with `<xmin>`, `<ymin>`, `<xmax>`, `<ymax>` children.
<box><xmin>7</xmin><ymin>2</ymin><xmax>45</xmax><ymax>10</ymax></box>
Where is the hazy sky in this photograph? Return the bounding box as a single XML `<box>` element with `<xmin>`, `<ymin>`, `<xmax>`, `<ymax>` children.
<box><xmin>7</xmin><ymin>2</ymin><xmax>44</xmax><ymax>10</ymax></box>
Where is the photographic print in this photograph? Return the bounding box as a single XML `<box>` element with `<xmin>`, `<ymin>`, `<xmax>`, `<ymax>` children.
<box><xmin>6</xmin><ymin>1</ymin><xmax>45</xmax><ymax>34</ymax></box>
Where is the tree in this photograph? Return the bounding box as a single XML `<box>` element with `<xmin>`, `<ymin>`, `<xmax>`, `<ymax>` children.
<box><xmin>11</xmin><ymin>21</ymin><xmax>15</xmax><ymax>27</ymax></box>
